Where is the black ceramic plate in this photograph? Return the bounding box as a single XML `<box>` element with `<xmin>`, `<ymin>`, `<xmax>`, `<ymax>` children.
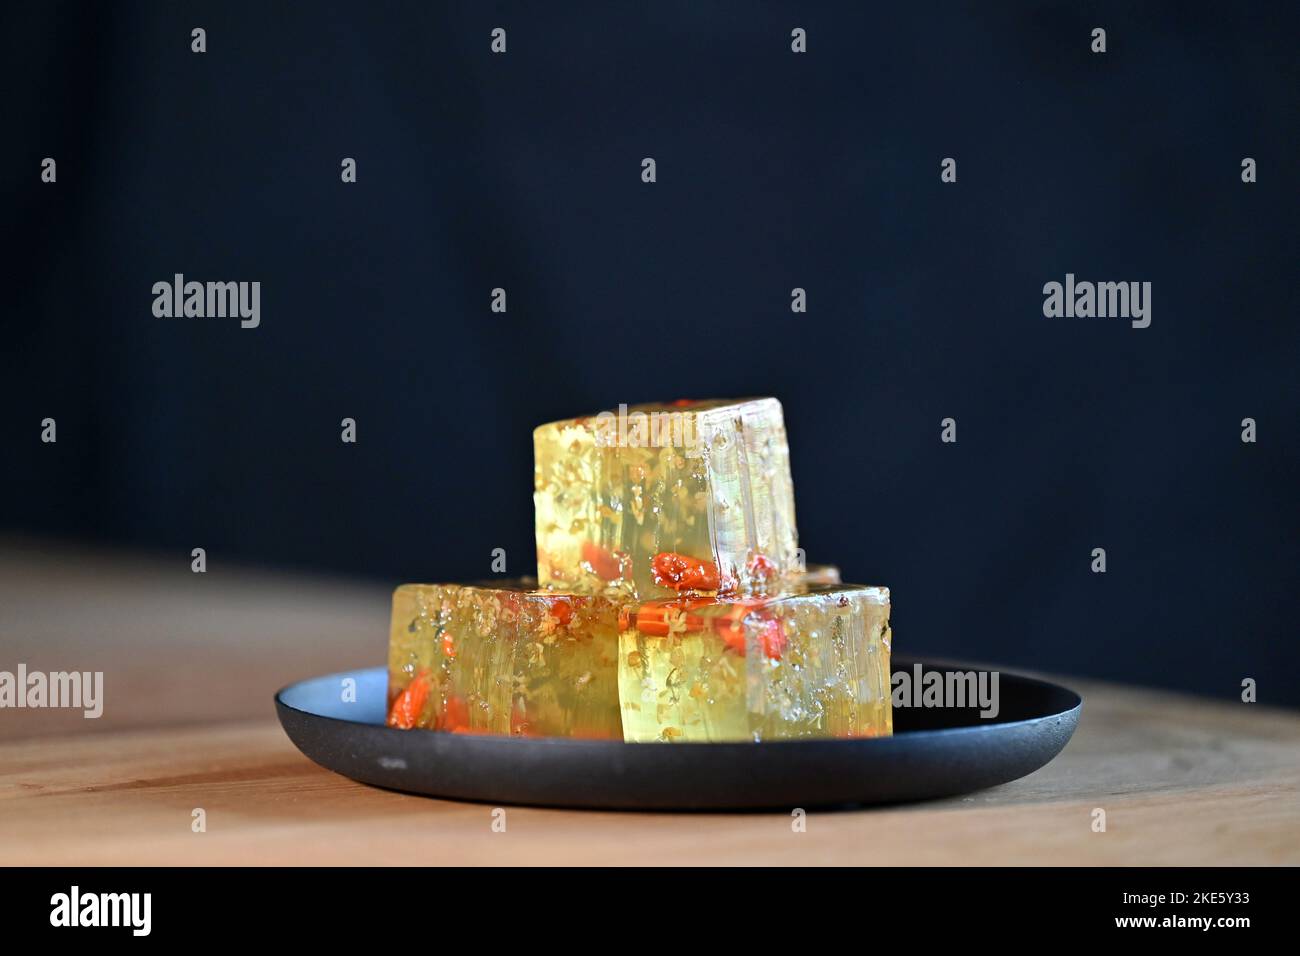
<box><xmin>276</xmin><ymin>657</ymin><xmax>1081</xmax><ymax>810</ymax></box>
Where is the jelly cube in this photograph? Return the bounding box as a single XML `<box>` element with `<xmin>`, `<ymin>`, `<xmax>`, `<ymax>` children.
<box><xmin>533</xmin><ymin>398</ymin><xmax>800</xmax><ymax>599</ymax></box>
<box><xmin>387</xmin><ymin>582</ymin><xmax>623</xmax><ymax>738</ymax></box>
<box><xmin>616</xmin><ymin>584</ymin><xmax>892</xmax><ymax>742</ymax></box>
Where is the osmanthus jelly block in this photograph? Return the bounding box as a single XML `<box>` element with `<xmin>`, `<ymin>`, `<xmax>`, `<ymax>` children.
<box><xmin>385</xmin><ymin>566</ymin><xmax>852</xmax><ymax>741</ymax></box>
<box><xmin>533</xmin><ymin>398</ymin><xmax>801</xmax><ymax>600</ymax></box>
<box><xmin>616</xmin><ymin>584</ymin><xmax>893</xmax><ymax>743</ymax></box>
<box><xmin>387</xmin><ymin>581</ymin><xmax>626</xmax><ymax>738</ymax></box>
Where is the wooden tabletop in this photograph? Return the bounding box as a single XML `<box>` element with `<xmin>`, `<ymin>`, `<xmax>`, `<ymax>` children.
<box><xmin>2</xmin><ymin>538</ymin><xmax>1297</xmax><ymax>866</ymax></box>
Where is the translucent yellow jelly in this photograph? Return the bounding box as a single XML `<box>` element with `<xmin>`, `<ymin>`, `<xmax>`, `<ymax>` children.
<box><xmin>533</xmin><ymin>398</ymin><xmax>800</xmax><ymax>600</ymax></box>
<box><xmin>387</xmin><ymin>582</ymin><xmax>623</xmax><ymax>738</ymax></box>
<box><xmin>616</xmin><ymin>584</ymin><xmax>892</xmax><ymax>742</ymax></box>
<box><xmin>384</xmin><ymin>566</ymin><xmax>868</xmax><ymax>742</ymax></box>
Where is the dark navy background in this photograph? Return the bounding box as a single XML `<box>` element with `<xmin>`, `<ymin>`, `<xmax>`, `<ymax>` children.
<box><xmin>3</xmin><ymin>3</ymin><xmax>1297</xmax><ymax>703</ymax></box>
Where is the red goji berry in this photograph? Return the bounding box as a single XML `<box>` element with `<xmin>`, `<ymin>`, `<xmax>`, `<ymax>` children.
<box><xmin>747</xmin><ymin>552</ymin><xmax>778</xmax><ymax>583</ymax></box>
<box><xmin>650</xmin><ymin>552</ymin><xmax>720</xmax><ymax>592</ymax></box>
<box><xmin>581</xmin><ymin>540</ymin><xmax>625</xmax><ymax>581</ymax></box>
<box><xmin>549</xmin><ymin>598</ymin><xmax>573</xmax><ymax>627</ymax></box>
<box><xmin>438</xmin><ymin>694</ymin><xmax>470</xmax><ymax>732</ymax></box>
<box><xmin>386</xmin><ymin>670</ymin><xmax>431</xmax><ymax>729</ymax></box>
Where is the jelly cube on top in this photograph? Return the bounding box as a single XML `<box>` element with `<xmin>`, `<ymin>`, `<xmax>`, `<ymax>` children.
<box><xmin>533</xmin><ymin>397</ymin><xmax>800</xmax><ymax>600</ymax></box>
